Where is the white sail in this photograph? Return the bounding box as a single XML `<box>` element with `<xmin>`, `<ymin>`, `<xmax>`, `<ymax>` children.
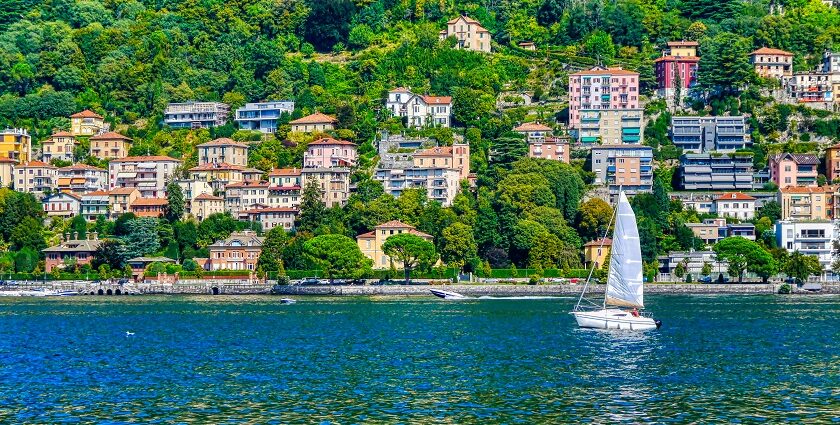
<box><xmin>604</xmin><ymin>191</ymin><xmax>644</xmax><ymax>308</ymax></box>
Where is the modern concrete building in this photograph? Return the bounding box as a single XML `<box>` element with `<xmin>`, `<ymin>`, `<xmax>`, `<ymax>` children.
<box><xmin>197</xmin><ymin>138</ymin><xmax>249</xmax><ymax>167</ymax></box>
<box><xmin>670</xmin><ymin>116</ymin><xmax>751</xmax><ymax>153</ymax></box>
<box><xmin>577</xmin><ymin>109</ymin><xmax>644</xmax><ymax>144</ymax></box>
<box><xmin>289</xmin><ymin>112</ymin><xmax>337</xmax><ymax>133</ymax></box>
<box><xmin>303</xmin><ymin>138</ymin><xmax>357</xmax><ymax>168</ymax></box>
<box><xmin>41</xmin><ymin>131</ymin><xmax>76</xmax><ymax>163</ymax></box>
<box><xmin>657</xmin><ymin>250</ymin><xmax>728</xmax><ymax>282</ymax></box>
<box><xmin>0</xmin><ymin>128</ymin><xmax>32</xmax><ymax>162</ymax></box>
<box><xmin>686</xmin><ymin>218</ymin><xmax>756</xmax><ymax>245</ymax></box>
<box><xmin>776</xmin><ymin>220</ymin><xmax>838</xmax><ymax>280</ymax></box>
<box><xmin>89</xmin><ymin>132</ymin><xmax>132</xmax><ymax>160</ymax></box>
<box><xmin>568</xmin><ymin>67</ymin><xmax>640</xmax><ymax>134</ymax></box>
<box><xmin>15</xmin><ymin>160</ymin><xmax>56</xmax><ymax>196</ymax></box>
<box><xmin>234</xmin><ymin>101</ymin><xmax>295</xmax><ymax>134</ymax></box>
<box><xmin>357</xmin><ymin>220</ymin><xmax>434</xmax><ymax>269</ymax></box>
<box><xmin>56</xmin><ymin>164</ymin><xmax>107</xmax><ymax>195</ymax></box>
<box><xmin>750</xmin><ymin>47</ymin><xmax>794</xmax><ymax>79</ymax></box>
<box><xmin>108</xmin><ymin>156</ymin><xmax>181</xmax><ymax>198</ymax></box>
<box><xmin>769</xmin><ymin>153</ymin><xmax>819</xmax><ymax>189</ymax></box>
<box><xmin>678</xmin><ymin>153</ymin><xmax>754</xmax><ymax>190</ymax></box>
<box><xmin>70</xmin><ymin>110</ymin><xmax>105</xmax><ymax>136</ymax></box>
<box><xmin>206</xmin><ymin>231</ymin><xmax>264</xmax><ymax>271</ymax></box>
<box><xmin>164</xmin><ymin>102</ymin><xmax>230</xmax><ymax>129</ymax></box>
<box><xmin>778</xmin><ymin>186</ymin><xmax>834</xmax><ymax>221</ymax></box>
<box><xmin>713</xmin><ymin>192</ymin><xmax>756</xmax><ymax>220</ymax></box>
<box><xmin>590</xmin><ymin>145</ymin><xmax>653</xmax><ymax>199</ymax></box>
<box><xmin>439</xmin><ymin>15</ymin><xmax>491</xmax><ymax>52</ymax></box>
<box><xmin>386</xmin><ymin>88</ymin><xmax>452</xmax><ymax>128</ymax></box>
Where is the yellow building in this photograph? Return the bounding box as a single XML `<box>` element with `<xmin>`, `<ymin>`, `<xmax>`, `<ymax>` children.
<box><xmin>289</xmin><ymin>112</ymin><xmax>337</xmax><ymax>133</ymax></box>
<box><xmin>778</xmin><ymin>186</ymin><xmax>834</xmax><ymax>221</ymax></box>
<box><xmin>41</xmin><ymin>131</ymin><xmax>76</xmax><ymax>163</ymax></box>
<box><xmin>357</xmin><ymin>220</ymin><xmax>434</xmax><ymax>269</ymax></box>
<box><xmin>109</xmin><ymin>187</ymin><xmax>140</xmax><ymax>217</ymax></box>
<box><xmin>90</xmin><ymin>132</ymin><xmax>132</xmax><ymax>160</ymax></box>
<box><xmin>583</xmin><ymin>238</ymin><xmax>612</xmax><ymax>269</ymax></box>
<box><xmin>0</xmin><ymin>157</ymin><xmax>16</xmax><ymax>187</ymax></box>
<box><xmin>189</xmin><ymin>162</ymin><xmax>245</xmax><ymax>192</ymax></box>
<box><xmin>0</xmin><ymin>128</ymin><xmax>32</xmax><ymax>162</ymax></box>
<box><xmin>191</xmin><ymin>193</ymin><xmax>225</xmax><ymax>221</ymax></box>
<box><xmin>70</xmin><ymin>110</ymin><xmax>105</xmax><ymax>136</ymax></box>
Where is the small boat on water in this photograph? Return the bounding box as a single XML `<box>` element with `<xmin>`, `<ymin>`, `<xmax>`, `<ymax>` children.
<box><xmin>279</xmin><ymin>298</ymin><xmax>296</xmax><ymax>304</ymax></box>
<box><xmin>571</xmin><ymin>191</ymin><xmax>662</xmax><ymax>331</ymax></box>
<box><xmin>429</xmin><ymin>289</ymin><xmax>469</xmax><ymax>300</ymax></box>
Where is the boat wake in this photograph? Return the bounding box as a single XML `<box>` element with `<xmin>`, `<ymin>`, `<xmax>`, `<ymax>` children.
<box><xmin>478</xmin><ymin>296</ymin><xmax>571</xmax><ymax>300</ymax></box>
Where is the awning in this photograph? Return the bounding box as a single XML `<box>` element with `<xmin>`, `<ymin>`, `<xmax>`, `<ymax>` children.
<box><xmin>117</xmin><ymin>172</ymin><xmax>137</xmax><ymax>178</ymax></box>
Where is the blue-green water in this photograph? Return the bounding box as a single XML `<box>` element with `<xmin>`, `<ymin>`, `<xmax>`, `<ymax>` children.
<box><xmin>0</xmin><ymin>295</ymin><xmax>838</xmax><ymax>423</ymax></box>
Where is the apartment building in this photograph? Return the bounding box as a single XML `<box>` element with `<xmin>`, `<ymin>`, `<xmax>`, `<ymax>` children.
<box><xmin>163</xmin><ymin>102</ymin><xmax>230</xmax><ymax>129</ymax></box>
<box><xmin>769</xmin><ymin>153</ymin><xmax>819</xmax><ymax>189</ymax></box>
<box><xmin>175</xmin><ymin>179</ymin><xmax>214</xmax><ymax>213</ymax></box>
<box><xmin>80</xmin><ymin>190</ymin><xmax>109</xmax><ymax>221</ymax></box>
<box><xmin>590</xmin><ymin>145</ymin><xmax>653</xmax><ymax>198</ymax></box>
<box><xmin>568</xmin><ymin>67</ymin><xmax>640</xmax><ymax>135</ymax></box>
<box><xmin>56</xmin><ymin>163</ymin><xmax>107</xmax><ymax>195</ymax></box>
<box><xmin>304</xmin><ymin>138</ymin><xmax>358</xmax><ymax>168</ymax></box>
<box><xmin>750</xmin><ymin>47</ymin><xmax>794</xmax><ymax>79</ymax></box>
<box><xmin>108</xmin><ymin>156</ymin><xmax>181</xmax><ymax>198</ymax></box>
<box><xmin>679</xmin><ymin>153</ymin><xmax>754</xmax><ymax>190</ymax></box>
<box><xmin>413</xmin><ymin>143</ymin><xmax>470</xmax><ymax>179</ymax></box>
<box><xmin>577</xmin><ymin>109</ymin><xmax>644</xmax><ymax>144</ymax></box>
<box><xmin>239</xmin><ymin>207</ymin><xmax>297</xmax><ymax>231</ymax></box>
<box><xmin>438</xmin><ymin>15</ymin><xmax>492</xmax><ymax>52</ymax></box>
<box><xmin>776</xmin><ymin>220</ymin><xmax>838</xmax><ymax>280</ymax></box>
<box><xmin>686</xmin><ymin>218</ymin><xmax>756</xmax><ymax>245</ymax></box>
<box><xmin>189</xmin><ymin>163</ymin><xmax>245</xmax><ymax>193</ymax></box>
<box><xmin>15</xmin><ymin>160</ymin><xmax>56</xmax><ymax>196</ymax></box>
<box><xmin>109</xmin><ymin>187</ymin><xmax>140</xmax><ymax>217</ymax></box>
<box><xmin>301</xmin><ymin>168</ymin><xmax>351</xmax><ymax>207</ymax></box>
<box><xmin>191</xmin><ymin>193</ymin><xmax>225</xmax><ymax>221</ymax></box>
<box><xmin>234</xmin><ymin>101</ymin><xmax>295</xmax><ymax>133</ymax></box>
<box><xmin>289</xmin><ymin>112</ymin><xmax>337</xmax><ymax>133</ymax></box>
<box><xmin>206</xmin><ymin>231</ymin><xmax>264</xmax><ymax>271</ymax></box>
<box><xmin>386</xmin><ymin>88</ymin><xmax>452</xmax><ymax>128</ymax></box>
<box><xmin>0</xmin><ymin>158</ymin><xmax>14</xmax><ymax>187</ymax></box>
<box><xmin>267</xmin><ymin>168</ymin><xmax>302</xmax><ymax>209</ymax></box>
<box><xmin>224</xmin><ymin>180</ymin><xmax>271</xmax><ymax>216</ymax></box>
<box><xmin>374</xmin><ymin>143</ymin><xmax>470</xmax><ymax>206</ymax></box>
<box><xmin>778</xmin><ymin>186</ymin><xmax>834</xmax><ymax>221</ymax></box>
<box><xmin>654</xmin><ymin>41</ymin><xmax>699</xmax><ymax>103</ymax></box>
<box><xmin>89</xmin><ymin>132</ymin><xmax>132</xmax><ymax>160</ymax></box>
<box><xmin>529</xmin><ymin>136</ymin><xmax>570</xmax><ymax>163</ymax></box>
<box><xmin>41</xmin><ymin>131</ymin><xmax>76</xmax><ymax>162</ymax></box>
<box><xmin>823</xmin><ymin>50</ymin><xmax>840</xmax><ymax>73</ymax></box>
<box><xmin>42</xmin><ymin>192</ymin><xmax>81</xmax><ymax>218</ymax></box>
<box><xmin>129</xmin><ymin>198</ymin><xmax>168</xmax><ymax>218</ymax></box>
<box><xmin>357</xmin><ymin>220</ymin><xmax>434</xmax><ymax>269</ymax></box>
<box><xmin>713</xmin><ymin>192</ymin><xmax>756</xmax><ymax>220</ymax></box>
<box><xmin>0</xmin><ymin>128</ymin><xmax>32</xmax><ymax>162</ymax></box>
<box><xmin>197</xmin><ymin>138</ymin><xmax>249</xmax><ymax>166</ymax></box>
<box><xmin>670</xmin><ymin>116</ymin><xmax>751</xmax><ymax>153</ymax></box>
<box><xmin>826</xmin><ymin>143</ymin><xmax>840</xmax><ymax>182</ymax></box>
<box><xmin>784</xmin><ymin>72</ymin><xmax>838</xmax><ymax>107</ymax></box>
<box><xmin>70</xmin><ymin>110</ymin><xmax>105</xmax><ymax>136</ymax></box>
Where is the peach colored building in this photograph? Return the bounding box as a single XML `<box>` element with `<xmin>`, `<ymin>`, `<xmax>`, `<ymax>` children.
<box><xmin>191</xmin><ymin>193</ymin><xmax>225</xmax><ymax>221</ymax></box>
<box><xmin>826</xmin><ymin>143</ymin><xmax>840</xmax><ymax>183</ymax></box>
<box><xmin>206</xmin><ymin>231</ymin><xmax>264</xmax><ymax>271</ymax></box>
<box><xmin>303</xmin><ymin>138</ymin><xmax>358</xmax><ymax>168</ymax></box>
<box><xmin>529</xmin><ymin>136</ymin><xmax>570</xmax><ymax>163</ymax></box>
<box><xmin>90</xmin><ymin>132</ymin><xmax>132</xmax><ymax>160</ymax></box>
<box><xmin>769</xmin><ymin>153</ymin><xmax>819</xmax><ymax>189</ymax></box>
<box><xmin>130</xmin><ymin>198</ymin><xmax>168</xmax><ymax>218</ymax></box>
<box><xmin>41</xmin><ymin>131</ymin><xmax>76</xmax><ymax>162</ymax></box>
<box><xmin>750</xmin><ymin>47</ymin><xmax>793</xmax><ymax>79</ymax></box>
<box><xmin>289</xmin><ymin>112</ymin><xmax>337</xmax><ymax>133</ymax></box>
<box><xmin>778</xmin><ymin>186</ymin><xmax>834</xmax><ymax>221</ymax></box>
<box><xmin>0</xmin><ymin>157</ymin><xmax>15</xmax><ymax>187</ymax></box>
<box><xmin>568</xmin><ymin>67</ymin><xmax>640</xmax><ymax>134</ymax></box>
<box><xmin>197</xmin><ymin>138</ymin><xmax>249</xmax><ymax>167</ymax></box>
<box><xmin>109</xmin><ymin>187</ymin><xmax>140</xmax><ymax>217</ymax></box>
<box><xmin>300</xmin><ymin>168</ymin><xmax>351</xmax><ymax>207</ymax></box>
<box><xmin>413</xmin><ymin>142</ymin><xmax>470</xmax><ymax>180</ymax></box>
<box><xmin>357</xmin><ymin>220</ymin><xmax>434</xmax><ymax>269</ymax></box>
<box><xmin>189</xmin><ymin>162</ymin><xmax>245</xmax><ymax>192</ymax></box>
<box><xmin>70</xmin><ymin>110</ymin><xmax>105</xmax><ymax>136</ymax></box>
<box><xmin>439</xmin><ymin>15</ymin><xmax>492</xmax><ymax>53</ymax></box>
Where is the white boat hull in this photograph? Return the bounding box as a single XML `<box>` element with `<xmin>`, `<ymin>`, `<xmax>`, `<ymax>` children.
<box><xmin>572</xmin><ymin>309</ymin><xmax>660</xmax><ymax>331</ymax></box>
<box><xmin>429</xmin><ymin>289</ymin><xmax>469</xmax><ymax>300</ymax></box>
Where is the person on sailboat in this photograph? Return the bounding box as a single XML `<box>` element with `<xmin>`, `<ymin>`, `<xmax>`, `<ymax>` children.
<box><xmin>630</xmin><ymin>307</ymin><xmax>639</xmax><ymax>317</ymax></box>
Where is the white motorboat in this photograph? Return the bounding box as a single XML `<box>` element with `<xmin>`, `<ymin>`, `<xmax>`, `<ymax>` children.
<box><xmin>279</xmin><ymin>298</ymin><xmax>296</xmax><ymax>304</ymax></box>
<box><xmin>429</xmin><ymin>289</ymin><xmax>470</xmax><ymax>300</ymax></box>
<box><xmin>572</xmin><ymin>191</ymin><xmax>661</xmax><ymax>331</ymax></box>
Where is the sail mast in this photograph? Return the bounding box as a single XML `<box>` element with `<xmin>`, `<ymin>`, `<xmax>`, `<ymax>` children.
<box><xmin>573</xmin><ymin>197</ymin><xmax>617</xmax><ymax>311</ymax></box>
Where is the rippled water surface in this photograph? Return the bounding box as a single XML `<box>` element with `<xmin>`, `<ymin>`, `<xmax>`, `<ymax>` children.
<box><xmin>1</xmin><ymin>295</ymin><xmax>838</xmax><ymax>423</ymax></box>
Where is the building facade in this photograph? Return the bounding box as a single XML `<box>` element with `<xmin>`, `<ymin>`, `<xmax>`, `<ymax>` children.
<box><xmin>528</xmin><ymin>136</ymin><xmax>570</xmax><ymax>163</ymax></box>
<box><xmin>41</xmin><ymin>132</ymin><xmax>76</xmax><ymax>163</ymax></box>
<box><xmin>70</xmin><ymin>110</ymin><xmax>105</xmax><ymax>136</ymax></box>
<box><xmin>109</xmin><ymin>188</ymin><xmax>140</xmax><ymax>217</ymax></box>
<box><xmin>303</xmin><ymin>138</ymin><xmax>358</xmax><ymax>168</ymax></box>
<box><xmin>289</xmin><ymin>112</ymin><xmax>337</xmax><ymax>133</ymax></box>
<box><xmin>357</xmin><ymin>220</ymin><xmax>434</xmax><ymax>269</ymax></box>
<box><xmin>164</xmin><ymin>102</ymin><xmax>230</xmax><ymax>129</ymax></box>
<box><xmin>267</xmin><ymin>168</ymin><xmax>302</xmax><ymax>209</ymax></box>
<box><xmin>386</xmin><ymin>88</ymin><xmax>452</xmax><ymax>128</ymax></box>
<box><xmin>43</xmin><ymin>235</ymin><xmax>102</xmax><ymax>272</ymax></box>
<box><xmin>108</xmin><ymin>156</ymin><xmax>181</xmax><ymax>198</ymax></box>
<box><xmin>654</xmin><ymin>41</ymin><xmax>699</xmax><ymax>103</ymax></box>
<box><xmin>191</xmin><ymin>193</ymin><xmax>225</xmax><ymax>221</ymax></box>
<box><xmin>16</xmin><ymin>160</ymin><xmax>56</xmax><ymax>195</ymax></box>
<box><xmin>189</xmin><ymin>163</ymin><xmax>245</xmax><ymax>193</ymax></box>
<box><xmin>42</xmin><ymin>192</ymin><xmax>81</xmax><ymax>218</ymax></box>
<box><xmin>129</xmin><ymin>198</ymin><xmax>168</xmax><ymax>218</ymax></box>
<box><xmin>234</xmin><ymin>101</ymin><xmax>295</xmax><ymax>133</ymax></box>
<box><xmin>56</xmin><ymin>164</ymin><xmax>107</xmax><ymax>195</ymax></box>
<box><xmin>583</xmin><ymin>238</ymin><xmax>611</xmax><ymax>269</ymax></box>
<box><xmin>679</xmin><ymin>153</ymin><xmax>755</xmax><ymax>190</ymax></box>
<box><xmin>0</xmin><ymin>128</ymin><xmax>32</xmax><ymax>162</ymax></box>
<box><xmin>197</xmin><ymin>138</ymin><xmax>249</xmax><ymax>167</ymax></box>
<box><xmin>438</xmin><ymin>15</ymin><xmax>492</xmax><ymax>53</ymax></box>
<box><xmin>784</xmin><ymin>72</ymin><xmax>838</xmax><ymax>108</ymax></box>
<box><xmin>514</xmin><ymin>122</ymin><xmax>553</xmax><ymax>143</ymax></box>
<box><xmin>206</xmin><ymin>231</ymin><xmax>264</xmax><ymax>271</ymax></box>
<box><xmin>590</xmin><ymin>145</ymin><xmax>653</xmax><ymax>198</ymax></box>
<box><xmin>827</xmin><ymin>143</ymin><xmax>840</xmax><ymax>183</ymax></box>
<box><xmin>568</xmin><ymin>67</ymin><xmax>640</xmax><ymax>134</ymax></box>
<box><xmin>778</xmin><ymin>186</ymin><xmax>834</xmax><ymax>221</ymax></box>
<box><xmin>713</xmin><ymin>192</ymin><xmax>756</xmax><ymax>220</ymax></box>
<box><xmin>239</xmin><ymin>207</ymin><xmax>297</xmax><ymax>231</ymax></box>
<box><xmin>300</xmin><ymin>168</ymin><xmax>351</xmax><ymax>207</ymax></box>
<box><xmin>670</xmin><ymin>116</ymin><xmax>751</xmax><ymax>153</ymax></box>
<box><xmin>750</xmin><ymin>47</ymin><xmax>794</xmax><ymax>79</ymax></box>
<box><xmin>769</xmin><ymin>153</ymin><xmax>819</xmax><ymax>189</ymax></box>
<box><xmin>577</xmin><ymin>109</ymin><xmax>644</xmax><ymax>144</ymax></box>
<box><xmin>0</xmin><ymin>158</ymin><xmax>14</xmax><ymax>187</ymax></box>
<box><xmin>776</xmin><ymin>220</ymin><xmax>838</xmax><ymax>280</ymax></box>
<box><xmin>89</xmin><ymin>132</ymin><xmax>132</xmax><ymax>160</ymax></box>
<box><xmin>80</xmin><ymin>191</ymin><xmax>110</xmax><ymax>221</ymax></box>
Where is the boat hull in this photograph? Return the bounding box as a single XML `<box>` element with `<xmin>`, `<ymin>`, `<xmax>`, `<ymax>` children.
<box><xmin>429</xmin><ymin>289</ymin><xmax>469</xmax><ymax>300</ymax></box>
<box><xmin>572</xmin><ymin>309</ymin><xmax>660</xmax><ymax>331</ymax></box>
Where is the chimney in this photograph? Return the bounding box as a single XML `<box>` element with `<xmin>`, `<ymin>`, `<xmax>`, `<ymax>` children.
<box><xmin>72</xmin><ymin>231</ymin><xmax>77</xmax><ymax>240</ymax></box>
<box><xmin>91</xmin><ymin>231</ymin><xmax>98</xmax><ymax>240</ymax></box>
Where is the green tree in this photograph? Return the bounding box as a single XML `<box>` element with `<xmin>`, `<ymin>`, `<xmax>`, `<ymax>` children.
<box><xmin>257</xmin><ymin>226</ymin><xmax>288</xmax><ymax>273</ymax></box>
<box><xmin>296</xmin><ymin>177</ymin><xmax>326</xmax><ymax>233</ymax></box>
<box><xmin>303</xmin><ymin>234</ymin><xmax>371</xmax><ymax>282</ymax></box>
<box><xmin>440</xmin><ymin>223</ymin><xmax>477</xmax><ymax>271</ymax></box>
<box><xmin>714</xmin><ymin>237</ymin><xmax>778</xmax><ymax>283</ymax></box>
<box><xmin>576</xmin><ymin>198</ymin><xmax>613</xmax><ymax>241</ymax></box>
<box><xmin>122</xmin><ymin>218</ymin><xmax>160</xmax><ymax>259</ymax></box>
<box><xmin>93</xmin><ymin>239</ymin><xmax>129</xmax><ymax>270</ymax></box>
<box><xmin>697</xmin><ymin>32</ymin><xmax>755</xmax><ymax>96</ymax></box>
<box><xmin>10</xmin><ymin>216</ymin><xmax>46</xmax><ymax>252</ymax></box>
<box><xmin>783</xmin><ymin>251</ymin><xmax>822</xmax><ymax>285</ymax></box>
<box><xmin>14</xmin><ymin>248</ymin><xmax>38</xmax><ymax>273</ymax></box>
<box><xmin>756</xmin><ymin>200</ymin><xmax>781</xmax><ymax>222</ymax></box>
<box><xmin>382</xmin><ymin>233</ymin><xmax>438</xmax><ymax>283</ymax></box>
<box><xmin>165</xmin><ymin>181</ymin><xmax>185</xmax><ymax>222</ymax></box>
<box><xmin>70</xmin><ymin>215</ymin><xmax>88</xmax><ymax>240</ymax></box>
<box><xmin>583</xmin><ymin>30</ymin><xmax>616</xmax><ymax>64</ymax></box>
<box><xmin>702</xmin><ymin>262</ymin><xmax>712</xmax><ymax>277</ymax></box>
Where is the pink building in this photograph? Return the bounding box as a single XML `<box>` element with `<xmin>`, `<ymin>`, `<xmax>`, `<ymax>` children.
<box><xmin>528</xmin><ymin>136</ymin><xmax>570</xmax><ymax>163</ymax></box>
<box><xmin>303</xmin><ymin>138</ymin><xmax>357</xmax><ymax>168</ymax></box>
<box><xmin>769</xmin><ymin>153</ymin><xmax>819</xmax><ymax>189</ymax></box>
<box><xmin>654</xmin><ymin>41</ymin><xmax>699</xmax><ymax>102</ymax></box>
<box><xmin>568</xmin><ymin>67</ymin><xmax>640</xmax><ymax>131</ymax></box>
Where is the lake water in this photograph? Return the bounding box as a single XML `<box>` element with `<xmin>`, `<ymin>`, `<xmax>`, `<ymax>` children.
<box><xmin>0</xmin><ymin>295</ymin><xmax>838</xmax><ymax>423</ymax></box>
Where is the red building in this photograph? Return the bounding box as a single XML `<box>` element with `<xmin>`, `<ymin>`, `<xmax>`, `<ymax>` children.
<box><xmin>654</xmin><ymin>41</ymin><xmax>699</xmax><ymax>105</ymax></box>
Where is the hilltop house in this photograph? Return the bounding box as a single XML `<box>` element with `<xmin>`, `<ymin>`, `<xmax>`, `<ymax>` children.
<box><xmin>439</xmin><ymin>15</ymin><xmax>492</xmax><ymax>52</ymax></box>
<box><xmin>386</xmin><ymin>88</ymin><xmax>452</xmax><ymax>128</ymax></box>
<box><xmin>289</xmin><ymin>112</ymin><xmax>337</xmax><ymax>133</ymax></box>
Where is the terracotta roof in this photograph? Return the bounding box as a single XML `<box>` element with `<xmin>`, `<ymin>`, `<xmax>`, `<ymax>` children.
<box><xmin>109</xmin><ymin>187</ymin><xmax>139</xmax><ymax>195</ymax></box>
<box><xmin>110</xmin><ymin>156</ymin><xmax>180</xmax><ymax>163</ymax></box>
<box><xmin>584</xmin><ymin>238</ymin><xmax>612</xmax><ymax>247</ymax></box>
<box><xmin>197</xmin><ymin>138</ymin><xmax>249</xmax><ymax>148</ymax></box>
<box><xmin>447</xmin><ymin>15</ymin><xmax>481</xmax><ymax>25</ymax></box>
<box><xmin>0</xmin><ymin>158</ymin><xmax>17</xmax><ymax>164</ymax></box>
<box><xmin>414</xmin><ymin>146</ymin><xmax>456</xmax><ymax>157</ymax></box>
<box><xmin>59</xmin><ymin>164</ymin><xmax>105</xmax><ymax>171</ymax></box>
<box><xmin>19</xmin><ymin>160</ymin><xmax>55</xmax><ymax>168</ymax></box>
<box><xmin>189</xmin><ymin>162</ymin><xmax>245</xmax><ymax>172</ymax></box>
<box><xmin>780</xmin><ymin>186</ymin><xmax>832</xmax><ymax>194</ymax></box>
<box><xmin>666</xmin><ymin>41</ymin><xmax>699</xmax><ymax>47</ymax></box>
<box><xmin>654</xmin><ymin>55</ymin><xmax>700</xmax><ymax>63</ymax></box>
<box><xmin>308</xmin><ymin>137</ymin><xmax>356</xmax><ymax>147</ymax></box>
<box><xmin>70</xmin><ymin>109</ymin><xmax>103</xmax><ymax>119</ymax></box>
<box><xmin>226</xmin><ymin>181</ymin><xmax>271</xmax><ymax>189</ymax></box>
<box><xmin>242</xmin><ymin>167</ymin><xmax>264</xmax><ymax>174</ymax></box>
<box><xmin>514</xmin><ymin>122</ymin><xmax>552</xmax><ymax>132</ymax></box>
<box><xmin>518</xmin><ymin>42</ymin><xmax>535</xmax><ymax>46</ymax></box>
<box><xmin>131</xmin><ymin>198</ymin><xmax>168</xmax><ymax>207</ymax></box>
<box><xmin>357</xmin><ymin>231</ymin><xmax>375</xmax><ymax>239</ymax></box>
<box><xmin>90</xmin><ymin>132</ymin><xmax>132</xmax><ymax>141</ymax></box>
<box><xmin>289</xmin><ymin>112</ymin><xmax>337</xmax><ymax>125</ymax></box>
<box><xmin>714</xmin><ymin>192</ymin><xmax>756</xmax><ymax>201</ymax></box>
<box><xmin>268</xmin><ymin>168</ymin><xmax>301</xmax><ymax>176</ymax></box>
<box><xmin>770</xmin><ymin>153</ymin><xmax>819</xmax><ymax>165</ymax></box>
<box><xmin>570</xmin><ymin>67</ymin><xmax>639</xmax><ymax>77</ymax></box>
<box><xmin>83</xmin><ymin>190</ymin><xmax>110</xmax><ymax>197</ymax></box>
<box><xmin>377</xmin><ymin>220</ymin><xmax>415</xmax><ymax>228</ymax></box>
<box><xmin>422</xmin><ymin>95</ymin><xmax>452</xmax><ymax>105</ymax></box>
<box><xmin>751</xmin><ymin>47</ymin><xmax>793</xmax><ymax>56</ymax></box>
<box><xmin>50</xmin><ymin>131</ymin><xmax>74</xmax><ymax>138</ymax></box>
<box><xmin>195</xmin><ymin>193</ymin><xmax>224</xmax><ymax>201</ymax></box>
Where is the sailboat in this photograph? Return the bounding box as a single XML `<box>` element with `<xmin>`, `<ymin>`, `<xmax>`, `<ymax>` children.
<box><xmin>572</xmin><ymin>191</ymin><xmax>662</xmax><ymax>330</ymax></box>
